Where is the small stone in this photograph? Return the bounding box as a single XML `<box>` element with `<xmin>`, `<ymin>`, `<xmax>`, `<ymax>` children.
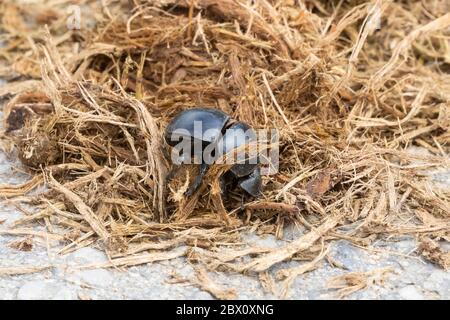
<box><xmin>17</xmin><ymin>281</ymin><xmax>50</xmax><ymax>300</ymax></box>
<box><xmin>67</xmin><ymin>247</ymin><xmax>108</xmax><ymax>265</ymax></box>
<box><xmin>329</xmin><ymin>240</ymin><xmax>366</xmax><ymax>271</ymax></box>
<box><xmin>75</xmin><ymin>269</ymin><xmax>114</xmax><ymax>287</ymax></box>
<box><xmin>17</xmin><ymin>280</ymin><xmax>75</xmax><ymax>300</ymax></box>
<box><xmin>283</xmin><ymin>223</ymin><xmax>305</xmax><ymax>240</ymax></box>
<box><xmin>398</xmin><ymin>285</ymin><xmax>424</xmax><ymax>300</ymax></box>
<box><xmin>190</xmin><ymin>291</ymin><xmax>214</xmax><ymax>300</ymax></box>
<box><xmin>423</xmin><ymin>270</ymin><xmax>449</xmax><ymax>292</ymax></box>
<box><xmin>243</xmin><ymin>233</ymin><xmax>281</xmax><ymax>249</ymax></box>
<box><xmin>398</xmin><ymin>260</ymin><xmax>410</xmax><ymax>268</ymax></box>
<box><xmin>53</xmin><ymin>287</ymin><xmax>78</xmax><ymax>300</ymax></box>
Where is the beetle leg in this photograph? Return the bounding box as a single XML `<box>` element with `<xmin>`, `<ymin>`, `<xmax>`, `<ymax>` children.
<box><xmin>219</xmin><ymin>175</ymin><xmax>228</xmax><ymax>199</ymax></box>
<box><xmin>240</xmin><ymin>192</ymin><xmax>245</xmax><ymax>210</ymax></box>
<box><xmin>186</xmin><ymin>162</ymin><xmax>209</xmax><ymax>196</ymax></box>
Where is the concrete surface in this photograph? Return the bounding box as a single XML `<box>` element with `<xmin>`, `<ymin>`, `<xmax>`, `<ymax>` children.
<box><xmin>0</xmin><ymin>98</ymin><xmax>448</xmax><ymax>300</ymax></box>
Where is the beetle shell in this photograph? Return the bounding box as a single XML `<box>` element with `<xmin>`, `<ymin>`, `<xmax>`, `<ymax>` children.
<box><xmin>238</xmin><ymin>166</ymin><xmax>262</xmax><ymax>197</ymax></box>
<box><xmin>165</xmin><ymin>107</ymin><xmax>263</xmax><ymax>199</ymax></box>
<box><xmin>165</xmin><ymin>108</ymin><xmax>230</xmax><ymax>147</ymax></box>
<box><xmin>221</xmin><ymin>121</ymin><xmax>258</xmax><ymax>178</ymax></box>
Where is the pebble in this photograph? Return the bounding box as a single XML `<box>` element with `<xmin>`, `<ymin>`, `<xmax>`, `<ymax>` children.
<box><xmin>329</xmin><ymin>240</ymin><xmax>366</xmax><ymax>271</ymax></box>
<box><xmin>66</xmin><ymin>247</ymin><xmax>108</xmax><ymax>265</ymax></box>
<box><xmin>74</xmin><ymin>269</ymin><xmax>114</xmax><ymax>288</ymax></box>
<box><xmin>17</xmin><ymin>280</ymin><xmax>76</xmax><ymax>300</ymax></box>
<box><xmin>398</xmin><ymin>285</ymin><xmax>424</xmax><ymax>300</ymax></box>
<box><xmin>423</xmin><ymin>270</ymin><xmax>449</xmax><ymax>292</ymax></box>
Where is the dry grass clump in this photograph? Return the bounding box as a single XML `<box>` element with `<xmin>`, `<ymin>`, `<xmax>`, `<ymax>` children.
<box><xmin>328</xmin><ymin>267</ymin><xmax>394</xmax><ymax>298</ymax></box>
<box><xmin>0</xmin><ymin>0</ymin><xmax>449</xmax><ymax>297</ymax></box>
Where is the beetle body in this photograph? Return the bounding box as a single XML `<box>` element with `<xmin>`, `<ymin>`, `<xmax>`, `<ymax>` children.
<box><xmin>221</xmin><ymin>121</ymin><xmax>258</xmax><ymax>178</ymax></box>
<box><xmin>165</xmin><ymin>107</ymin><xmax>262</xmax><ymax>197</ymax></box>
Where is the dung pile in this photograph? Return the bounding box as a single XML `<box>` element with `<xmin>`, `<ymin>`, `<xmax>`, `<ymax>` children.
<box><xmin>0</xmin><ymin>0</ymin><xmax>449</xmax><ymax>297</ymax></box>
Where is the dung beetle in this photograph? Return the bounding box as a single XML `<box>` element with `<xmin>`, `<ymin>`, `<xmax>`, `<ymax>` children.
<box><xmin>165</xmin><ymin>107</ymin><xmax>262</xmax><ymax>197</ymax></box>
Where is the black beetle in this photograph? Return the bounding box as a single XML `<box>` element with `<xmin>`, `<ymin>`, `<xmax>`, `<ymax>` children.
<box><xmin>165</xmin><ymin>107</ymin><xmax>262</xmax><ymax>197</ymax></box>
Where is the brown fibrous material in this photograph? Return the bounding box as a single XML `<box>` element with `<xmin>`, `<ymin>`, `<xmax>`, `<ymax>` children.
<box><xmin>0</xmin><ymin>0</ymin><xmax>449</xmax><ymax>298</ymax></box>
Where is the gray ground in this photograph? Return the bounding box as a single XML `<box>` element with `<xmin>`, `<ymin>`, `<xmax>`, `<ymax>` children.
<box><xmin>0</xmin><ymin>2</ymin><xmax>449</xmax><ymax>301</ymax></box>
<box><xmin>0</xmin><ymin>93</ymin><xmax>449</xmax><ymax>300</ymax></box>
